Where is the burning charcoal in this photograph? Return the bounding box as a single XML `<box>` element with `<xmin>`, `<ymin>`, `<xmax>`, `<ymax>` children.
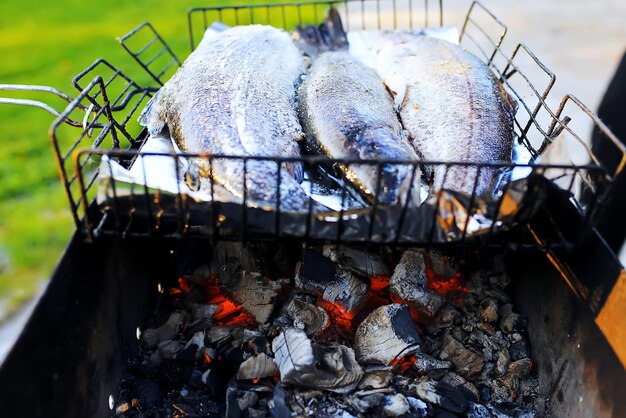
<box><xmin>222</xmin><ymin>271</ymin><xmax>281</xmax><ymax>325</ymax></box>
<box><xmin>237</xmin><ymin>353</ymin><xmax>279</xmax><ymax>380</ymax></box>
<box><xmin>438</xmin><ymin>334</ymin><xmax>485</xmax><ymax>378</ymax></box>
<box><xmin>390</xmin><ymin>251</ymin><xmax>445</xmax><ymax>317</ymax></box>
<box><xmin>499</xmin><ymin>304</ymin><xmax>527</xmax><ymax>333</ymax></box>
<box><xmin>507</xmin><ymin>358</ymin><xmax>532</xmax><ymax>378</ymax></box>
<box><xmin>409</xmin><ymin>378</ymin><xmax>473</xmax><ymax>414</ymax></box>
<box><xmin>322</xmin><ymin>244</ymin><xmax>391</xmax><ymax>277</ymax></box>
<box><xmin>382</xmin><ymin>393</ymin><xmax>410</xmax><ymax>417</ymax></box>
<box><xmin>295</xmin><ymin>250</ymin><xmax>368</xmax><ymax>315</ymax></box>
<box><xmin>496</xmin><ymin>349</ymin><xmax>510</xmax><ymax>375</ymax></box>
<box><xmin>440</xmin><ymin>373</ymin><xmax>480</xmax><ymax>401</ymax></box>
<box><xmin>158</xmin><ymin>340</ymin><xmax>184</xmax><ymax>360</ymax></box>
<box><xmin>413</xmin><ymin>351</ymin><xmax>452</xmax><ymax>377</ymax></box>
<box><xmin>272</xmin><ymin>328</ymin><xmax>363</xmax><ymax>393</ymax></box>
<box><xmin>358</xmin><ymin>369</ymin><xmax>393</xmax><ymax>389</ymax></box>
<box><xmin>283</xmin><ymin>298</ymin><xmax>329</xmax><ymax>336</ymax></box>
<box><xmin>140</xmin><ymin>312</ymin><xmax>186</xmax><ymax>349</ymax></box>
<box><xmin>391</xmin><ymin>249</ymin><xmax>428</xmax><ymax>287</ymax></box>
<box><xmin>355</xmin><ymin>304</ymin><xmax>420</xmax><ymax>366</ymax></box>
<box><xmin>478</xmin><ymin>298</ymin><xmax>499</xmax><ymax>323</ymax></box>
<box><xmin>429</xmin><ymin>250</ymin><xmax>458</xmax><ymax>279</ymax></box>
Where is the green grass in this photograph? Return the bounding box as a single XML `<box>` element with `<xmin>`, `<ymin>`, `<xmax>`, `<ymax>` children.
<box><xmin>0</xmin><ymin>0</ymin><xmax>325</xmax><ymax>318</ymax></box>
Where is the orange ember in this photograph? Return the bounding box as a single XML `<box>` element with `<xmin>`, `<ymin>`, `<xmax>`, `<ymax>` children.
<box><xmin>203</xmin><ymin>352</ymin><xmax>212</xmax><ymax>364</ymax></box>
<box><xmin>177</xmin><ymin>277</ymin><xmax>191</xmax><ymax>291</ymax></box>
<box><xmin>427</xmin><ymin>271</ymin><xmax>468</xmax><ymax>305</ymax></box>
<box><xmin>391</xmin><ymin>354</ymin><xmax>416</xmax><ymax>373</ymax></box>
<box><xmin>318</xmin><ymin>300</ymin><xmax>354</xmax><ymax>331</ymax></box>
<box><xmin>369</xmin><ymin>275</ymin><xmax>391</xmax><ymax>293</ymax></box>
<box><xmin>251</xmin><ymin>378</ymin><xmax>261</xmax><ymax>384</ymax></box>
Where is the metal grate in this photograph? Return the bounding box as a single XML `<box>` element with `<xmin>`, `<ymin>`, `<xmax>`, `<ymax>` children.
<box><xmin>35</xmin><ymin>0</ymin><xmax>625</xmax><ymax>248</ymax></box>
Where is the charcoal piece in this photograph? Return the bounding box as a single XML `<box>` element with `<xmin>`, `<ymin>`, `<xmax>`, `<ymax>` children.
<box><xmin>429</xmin><ymin>250</ymin><xmax>458</xmax><ymax>279</ymax></box>
<box><xmin>158</xmin><ymin>340</ymin><xmax>184</xmax><ymax>360</ymax></box>
<box><xmin>212</xmin><ymin>241</ymin><xmax>265</xmax><ymax>275</ymax></box>
<box><xmin>349</xmin><ymin>392</ymin><xmax>386</xmax><ymax>413</ymax></box>
<box><xmin>499</xmin><ymin>304</ymin><xmax>527</xmax><ymax>333</ymax></box>
<box><xmin>406</xmin><ymin>396</ymin><xmax>428</xmax><ymax>416</ymax></box>
<box><xmin>509</xmin><ymin>340</ymin><xmax>530</xmax><ymax>361</ymax></box>
<box><xmin>501</xmin><ymin>373</ymin><xmax>519</xmax><ymax>394</ymax></box>
<box><xmin>355</xmin><ymin>304</ymin><xmax>421</xmax><ymax>366</ymax></box>
<box><xmin>382</xmin><ymin>393</ymin><xmax>410</xmax><ymax>417</ymax></box>
<box><xmin>158</xmin><ymin>358</ymin><xmax>195</xmax><ymax>391</ymax></box>
<box><xmin>295</xmin><ymin>250</ymin><xmax>368</xmax><ymax>315</ymax></box>
<box><xmin>427</xmin><ymin>304</ymin><xmax>461</xmax><ymax>333</ymax></box>
<box><xmin>224</xmin><ymin>271</ymin><xmax>281</xmax><ymax>325</ymax></box>
<box><xmin>439</xmin><ymin>334</ymin><xmax>485</xmax><ymax>378</ymax></box>
<box><xmin>488</xmin><ymin>402</ymin><xmax>536</xmax><ymax>418</ymax></box>
<box><xmin>478</xmin><ymin>298</ymin><xmax>499</xmax><ymax>323</ymax></box>
<box><xmin>390</xmin><ymin>251</ymin><xmax>445</xmax><ymax>318</ymax></box>
<box><xmin>283</xmin><ymin>298</ymin><xmax>329</xmax><ymax>336</ymax></box>
<box><xmin>323</xmin><ymin>244</ymin><xmax>391</xmax><ymax>277</ymax></box>
<box><xmin>237</xmin><ymin>353</ymin><xmax>279</xmax><ymax>380</ymax></box>
<box><xmin>410</xmin><ymin>379</ymin><xmax>473</xmax><ymax>414</ymax></box>
<box><xmin>358</xmin><ymin>369</ymin><xmax>393</xmax><ymax>389</ymax></box>
<box><xmin>507</xmin><ymin>358</ymin><xmax>532</xmax><ymax>378</ymax></box>
<box><xmin>391</xmin><ymin>249</ymin><xmax>428</xmax><ymax>288</ymax></box>
<box><xmin>272</xmin><ymin>328</ymin><xmax>363</xmax><ymax>393</ymax></box>
<box><xmin>205</xmin><ymin>325</ymin><xmax>231</xmax><ymax>345</ymax></box>
<box><xmin>440</xmin><ymin>372</ymin><xmax>480</xmax><ymax>401</ymax></box>
<box><xmin>189</xmin><ymin>303</ymin><xmax>220</xmax><ymax>322</ymax></box>
<box><xmin>413</xmin><ymin>351</ymin><xmax>452</xmax><ymax>377</ymax></box>
<box><xmin>226</xmin><ymin>384</ymin><xmax>259</xmax><ymax>418</ymax></box>
<box><xmin>467</xmin><ymin>402</ymin><xmax>491</xmax><ymax>418</ymax></box>
<box><xmin>140</xmin><ymin>312</ymin><xmax>185</xmax><ymax>349</ymax></box>
<box><xmin>495</xmin><ymin>350</ymin><xmax>510</xmax><ymax>376</ymax></box>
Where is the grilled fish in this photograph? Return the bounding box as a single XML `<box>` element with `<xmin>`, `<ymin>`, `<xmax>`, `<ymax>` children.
<box><xmin>139</xmin><ymin>25</ymin><xmax>315</xmax><ymax>211</ymax></box>
<box><xmin>296</xmin><ymin>10</ymin><xmax>421</xmax><ymax>206</ymax></box>
<box><xmin>373</xmin><ymin>34</ymin><xmax>515</xmax><ymax>196</ymax></box>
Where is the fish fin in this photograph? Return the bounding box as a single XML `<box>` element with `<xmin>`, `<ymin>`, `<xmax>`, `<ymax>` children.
<box><xmin>138</xmin><ymin>88</ymin><xmax>167</xmax><ymax>136</ymax></box>
<box><xmin>295</xmin><ymin>7</ymin><xmax>348</xmax><ymax>57</ymax></box>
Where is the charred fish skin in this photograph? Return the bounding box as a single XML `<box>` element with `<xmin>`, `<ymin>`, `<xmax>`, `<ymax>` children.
<box><xmin>375</xmin><ymin>34</ymin><xmax>515</xmax><ymax>197</ymax></box>
<box><xmin>139</xmin><ymin>25</ymin><xmax>313</xmax><ymax>211</ymax></box>
<box><xmin>297</xmin><ymin>10</ymin><xmax>421</xmax><ymax>207</ymax></box>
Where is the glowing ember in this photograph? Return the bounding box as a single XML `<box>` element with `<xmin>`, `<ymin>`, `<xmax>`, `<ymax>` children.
<box><xmin>369</xmin><ymin>275</ymin><xmax>390</xmax><ymax>293</ymax></box>
<box><xmin>391</xmin><ymin>355</ymin><xmax>417</xmax><ymax>373</ymax></box>
<box><xmin>203</xmin><ymin>352</ymin><xmax>212</xmax><ymax>364</ymax></box>
<box><xmin>318</xmin><ymin>300</ymin><xmax>354</xmax><ymax>331</ymax></box>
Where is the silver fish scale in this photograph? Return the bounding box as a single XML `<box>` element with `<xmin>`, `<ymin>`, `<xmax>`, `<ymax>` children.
<box><xmin>140</xmin><ymin>25</ymin><xmax>311</xmax><ymax>211</ymax></box>
<box><xmin>299</xmin><ymin>51</ymin><xmax>421</xmax><ymax>206</ymax></box>
<box><xmin>376</xmin><ymin>35</ymin><xmax>515</xmax><ymax>196</ymax></box>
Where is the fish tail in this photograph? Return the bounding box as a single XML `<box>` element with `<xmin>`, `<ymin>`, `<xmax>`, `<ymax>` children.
<box><xmin>295</xmin><ymin>7</ymin><xmax>348</xmax><ymax>57</ymax></box>
<box><xmin>138</xmin><ymin>88</ymin><xmax>167</xmax><ymax>136</ymax></box>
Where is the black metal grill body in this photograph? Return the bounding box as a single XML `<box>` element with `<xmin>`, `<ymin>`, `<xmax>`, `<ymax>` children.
<box><xmin>0</xmin><ymin>201</ymin><xmax>624</xmax><ymax>417</ymax></box>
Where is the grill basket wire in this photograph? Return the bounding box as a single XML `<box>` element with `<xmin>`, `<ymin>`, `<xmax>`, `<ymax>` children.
<box><xmin>35</xmin><ymin>0</ymin><xmax>622</xmax><ymax>249</ymax></box>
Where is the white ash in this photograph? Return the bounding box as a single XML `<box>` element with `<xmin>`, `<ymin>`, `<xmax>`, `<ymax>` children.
<box><xmin>354</xmin><ymin>304</ymin><xmax>421</xmax><ymax>366</ymax></box>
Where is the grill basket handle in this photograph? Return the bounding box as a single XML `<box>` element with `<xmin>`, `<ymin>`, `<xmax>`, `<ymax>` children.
<box><xmin>0</xmin><ymin>84</ymin><xmax>100</xmax><ymax>128</ymax></box>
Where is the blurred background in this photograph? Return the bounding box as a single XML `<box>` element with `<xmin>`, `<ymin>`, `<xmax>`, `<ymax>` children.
<box><xmin>0</xmin><ymin>0</ymin><xmax>625</xmax><ymax>324</ymax></box>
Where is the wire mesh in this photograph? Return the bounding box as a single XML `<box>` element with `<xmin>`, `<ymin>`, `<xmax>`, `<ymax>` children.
<box><xmin>43</xmin><ymin>0</ymin><xmax>625</xmax><ymax>249</ymax></box>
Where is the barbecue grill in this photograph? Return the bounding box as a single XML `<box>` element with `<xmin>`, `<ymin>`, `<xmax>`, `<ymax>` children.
<box><xmin>0</xmin><ymin>1</ymin><xmax>625</xmax><ymax>417</ymax></box>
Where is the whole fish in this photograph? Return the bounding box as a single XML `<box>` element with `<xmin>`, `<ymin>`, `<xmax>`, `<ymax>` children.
<box><xmin>139</xmin><ymin>25</ymin><xmax>315</xmax><ymax>212</ymax></box>
<box><xmin>296</xmin><ymin>10</ymin><xmax>421</xmax><ymax>207</ymax></box>
<box><xmin>373</xmin><ymin>34</ymin><xmax>515</xmax><ymax>196</ymax></box>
